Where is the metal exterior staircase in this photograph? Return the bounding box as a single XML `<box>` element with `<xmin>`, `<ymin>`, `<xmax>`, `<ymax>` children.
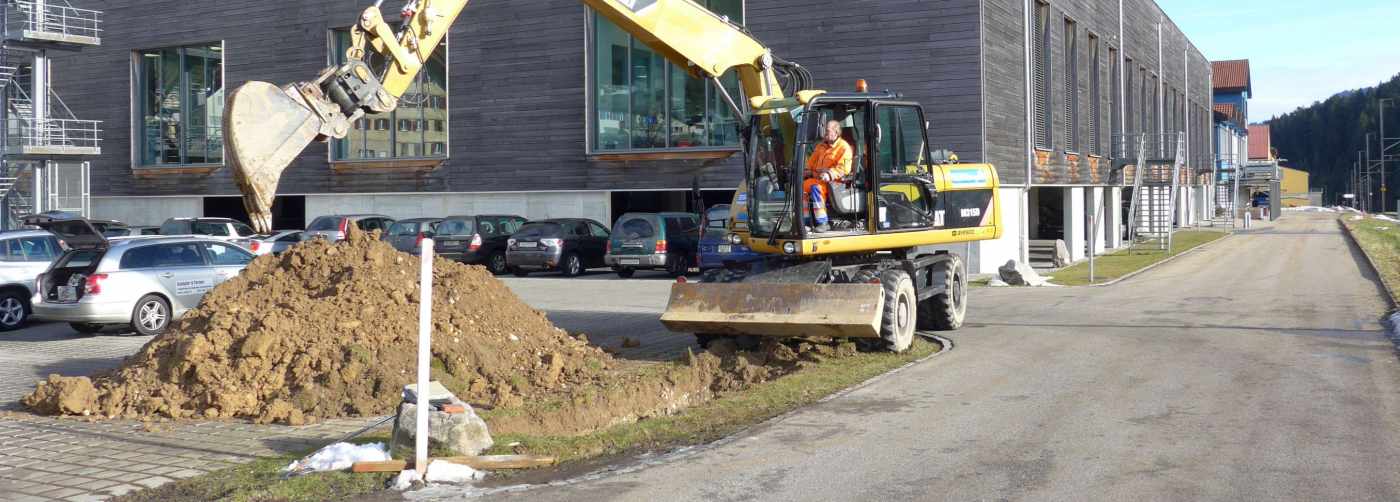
<box><xmin>0</xmin><ymin>0</ymin><xmax>101</xmax><ymax>229</ymax></box>
<box><xmin>1125</xmin><ymin>133</ymin><xmax>1184</xmax><ymax>251</ymax></box>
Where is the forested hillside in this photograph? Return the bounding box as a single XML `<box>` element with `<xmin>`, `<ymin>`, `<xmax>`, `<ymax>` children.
<box><xmin>1268</xmin><ymin>73</ymin><xmax>1400</xmax><ymax>206</ymax></box>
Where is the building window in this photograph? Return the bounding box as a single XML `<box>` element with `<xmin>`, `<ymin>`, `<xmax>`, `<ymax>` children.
<box><xmin>591</xmin><ymin>0</ymin><xmax>743</xmax><ymax>152</ymax></box>
<box><xmin>1063</xmin><ymin>18</ymin><xmax>1078</xmax><ymax>153</ymax></box>
<box><xmin>136</xmin><ymin>43</ymin><xmax>224</xmax><ymax>166</ymax></box>
<box><xmin>1139</xmin><ymin>68</ymin><xmax>1149</xmax><ymax>135</ymax></box>
<box><xmin>1123</xmin><ymin>56</ymin><xmax>1133</xmax><ymax>137</ymax></box>
<box><xmin>1109</xmin><ymin>47</ymin><xmax>1119</xmax><ymax>150</ymax></box>
<box><xmin>1032</xmin><ymin>1</ymin><xmax>1052</xmax><ymax>150</ymax></box>
<box><xmin>330</xmin><ymin>30</ymin><xmax>448</xmax><ymax>161</ymax></box>
<box><xmin>1088</xmin><ymin>34</ymin><xmax>1101</xmax><ymax>156</ymax></box>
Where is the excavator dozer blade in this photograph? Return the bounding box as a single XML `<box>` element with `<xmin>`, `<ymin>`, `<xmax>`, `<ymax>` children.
<box><xmin>224</xmin><ymin>81</ymin><xmax>323</xmax><ymax>233</ymax></box>
<box><xmin>660</xmin><ymin>282</ymin><xmax>886</xmax><ymax>339</ymax></box>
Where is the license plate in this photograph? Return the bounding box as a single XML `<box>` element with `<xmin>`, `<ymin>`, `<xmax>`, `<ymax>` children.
<box><xmin>58</xmin><ymin>286</ymin><xmax>76</xmax><ymax>302</ymax></box>
<box><xmin>517</xmin><ymin>242</ymin><xmax>537</xmax><ymax>249</ymax></box>
<box><xmin>717</xmin><ymin>245</ymin><xmax>732</xmax><ymax>254</ymax></box>
<box><xmin>620</xmin><ymin>259</ymin><xmax>640</xmax><ymax>265</ymax></box>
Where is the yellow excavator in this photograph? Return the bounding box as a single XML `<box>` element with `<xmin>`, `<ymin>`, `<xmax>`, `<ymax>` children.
<box><xmin>223</xmin><ymin>0</ymin><xmax>1002</xmax><ymax>353</ymax></box>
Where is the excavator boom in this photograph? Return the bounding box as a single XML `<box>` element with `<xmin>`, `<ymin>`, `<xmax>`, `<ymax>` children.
<box><xmin>224</xmin><ymin>0</ymin><xmax>468</xmax><ymax>233</ymax></box>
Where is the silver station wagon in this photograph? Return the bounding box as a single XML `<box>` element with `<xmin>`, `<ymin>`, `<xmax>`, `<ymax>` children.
<box><xmin>27</xmin><ymin>215</ymin><xmax>255</xmax><ymax>336</ymax></box>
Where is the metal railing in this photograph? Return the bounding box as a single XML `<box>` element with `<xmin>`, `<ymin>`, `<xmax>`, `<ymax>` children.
<box><xmin>6</xmin><ymin>117</ymin><xmax>99</xmax><ymax>149</ymax></box>
<box><xmin>5</xmin><ymin>0</ymin><xmax>101</xmax><ymax>41</ymax></box>
<box><xmin>1112</xmin><ymin>132</ymin><xmax>1182</xmax><ymax>162</ymax></box>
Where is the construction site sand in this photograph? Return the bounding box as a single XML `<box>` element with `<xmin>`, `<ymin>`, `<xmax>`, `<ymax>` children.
<box><xmin>23</xmin><ymin>227</ymin><xmax>871</xmax><ymax>437</ymax></box>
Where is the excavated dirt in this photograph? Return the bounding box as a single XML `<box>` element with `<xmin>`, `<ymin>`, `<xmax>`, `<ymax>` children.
<box><xmin>22</xmin><ymin>226</ymin><xmax>885</xmax><ymax>438</ymax></box>
<box><xmin>24</xmin><ymin>228</ymin><xmax>616</xmax><ymax>424</ymax></box>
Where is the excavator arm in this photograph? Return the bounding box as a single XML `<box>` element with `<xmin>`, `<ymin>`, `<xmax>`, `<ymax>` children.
<box><xmin>224</xmin><ymin>0</ymin><xmax>468</xmax><ymax>232</ymax></box>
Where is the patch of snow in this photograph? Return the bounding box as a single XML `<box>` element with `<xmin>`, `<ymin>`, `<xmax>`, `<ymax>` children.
<box><xmin>283</xmin><ymin>442</ymin><xmax>389</xmax><ymax>475</ymax></box>
<box><xmin>424</xmin><ymin>460</ymin><xmax>486</xmax><ymax>484</ymax></box>
<box><xmin>393</xmin><ymin>469</ymin><xmax>421</xmax><ymax>491</ymax></box>
<box><xmin>1374</xmin><ymin>214</ymin><xmax>1399</xmax><ymax>223</ymax></box>
<box><xmin>1286</xmin><ymin>206</ymin><xmax>1337</xmax><ymax>213</ymax></box>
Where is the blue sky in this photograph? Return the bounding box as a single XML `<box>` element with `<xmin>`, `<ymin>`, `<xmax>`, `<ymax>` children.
<box><xmin>1163</xmin><ymin>0</ymin><xmax>1400</xmax><ymax>121</ymax></box>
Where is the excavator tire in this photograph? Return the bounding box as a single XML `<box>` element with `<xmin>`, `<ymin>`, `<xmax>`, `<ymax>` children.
<box><xmin>877</xmin><ymin>269</ymin><xmax>916</xmax><ymax>353</ymax></box>
<box><xmin>918</xmin><ymin>255</ymin><xmax>967</xmax><ymax>331</ymax></box>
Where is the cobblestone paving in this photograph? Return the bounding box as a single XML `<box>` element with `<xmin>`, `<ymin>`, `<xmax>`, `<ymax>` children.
<box><xmin>0</xmin><ymin>276</ymin><xmax>691</xmax><ymax>500</ymax></box>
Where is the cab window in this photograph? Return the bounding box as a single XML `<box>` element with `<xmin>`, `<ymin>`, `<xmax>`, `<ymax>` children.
<box><xmin>875</xmin><ymin>105</ymin><xmax>928</xmax><ymax>175</ymax></box>
<box><xmin>203</xmin><ymin>242</ymin><xmax>254</xmax><ymax>266</ymax></box>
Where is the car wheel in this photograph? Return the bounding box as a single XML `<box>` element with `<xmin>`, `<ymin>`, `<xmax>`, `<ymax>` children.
<box><xmin>615</xmin><ymin>267</ymin><xmax>636</xmax><ymax>278</ymax></box>
<box><xmin>667</xmin><ymin>254</ymin><xmax>690</xmax><ymax>278</ymax></box>
<box><xmin>69</xmin><ymin>323</ymin><xmax>104</xmax><ymax>334</ymax></box>
<box><xmin>486</xmin><ymin>252</ymin><xmax>509</xmax><ymax>275</ymax></box>
<box><xmin>0</xmin><ymin>291</ymin><xmax>27</xmax><ymax>331</ymax></box>
<box><xmin>130</xmin><ymin>294</ymin><xmax>171</xmax><ymax>336</ymax></box>
<box><xmin>560</xmin><ymin>253</ymin><xmax>583</xmax><ymax>277</ymax></box>
<box><xmin>512</xmin><ymin>268</ymin><xmax>530</xmax><ymax>277</ymax></box>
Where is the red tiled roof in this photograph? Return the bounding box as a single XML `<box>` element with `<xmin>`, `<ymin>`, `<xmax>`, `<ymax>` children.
<box><xmin>1213</xmin><ymin>103</ymin><xmax>1237</xmax><ymax>121</ymax></box>
<box><xmin>1248</xmin><ymin>124</ymin><xmax>1271</xmax><ymax>160</ymax></box>
<box><xmin>1212</xmin><ymin>60</ymin><xmax>1251</xmax><ymax>94</ymax></box>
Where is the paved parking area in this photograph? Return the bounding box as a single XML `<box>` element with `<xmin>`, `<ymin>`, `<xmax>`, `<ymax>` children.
<box><xmin>0</xmin><ymin>275</ymin><xmax>696</xmax><ymax>500</ymax></box>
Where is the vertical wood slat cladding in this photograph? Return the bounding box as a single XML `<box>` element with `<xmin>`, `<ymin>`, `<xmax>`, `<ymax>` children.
<box><xmin>51</xmin><ymin>0</ymin><xmax>982</xmax><ymax>198</ymax></box>
<box><xmin>52</xmin><ymin>0</ymin><xmax>1205</xmax><ymax>197</ymax></box>
<box><xmin>980</xmin><ymin>0</ymin><xmax>1210</xmax><ymax>186</ymax></box>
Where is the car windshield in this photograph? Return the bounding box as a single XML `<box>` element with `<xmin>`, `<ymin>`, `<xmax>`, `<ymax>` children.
<box><xmin>438</xmin><ymin>219</ymin><xmax>472</xmax><ymax>236</ymax></box>
<box><xmin>387</xmin><ymin>222</ymin><xmax>422</xmax><ymax>236</ymax></box>
<box><xmin>514</xmin><ymin>222</ymin><xmax>561</xmax><ymax>239</ymax></box>
<box><xmin>703</xmin><ymin>206</ymin><xmax>729</xmax><ymax>238</ymax></box>
<box><xmin>478</xmin><ymin>217</ymin><xmax>523</xmax><ymax>237</ymax></box>
<box><xmin>307</xmin><ymin>217</ymin><xmax>341</xmax><ymax>231</ymax></box>
<box><xmin>192</xmin><ymin>221</ymin><xmax>230</xmax><ymax>236</ymax></box>
<box><xmin>616</xmin><ymin>216</ymin><xmax>656</xmax><ymax>240</ymax></box>
<box><xmin>233</xmin><ymin>223</ymin><xmax>257</xmax><ymax>237</ymax></box>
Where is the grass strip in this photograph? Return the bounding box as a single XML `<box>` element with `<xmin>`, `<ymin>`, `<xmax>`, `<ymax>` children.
<box><xmin>1342</xmin><ymin>216</ymin><xmax>1400</xmax><ymax>300</ymax></box>
<box><xmin>115</xmin><ymin>338</ymin><xmax>941</xmax><ymax>501</ymax></box>
<box><xmin>1049</xmin><ymin>230</ymin><xmax>1227</xmax><ymax>286</ymax></box>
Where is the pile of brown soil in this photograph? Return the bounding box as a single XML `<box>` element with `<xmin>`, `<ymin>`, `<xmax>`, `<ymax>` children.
<box><xmin>23</xmin><ymin>229</ymin><xmax>615</xmax><ymax>424</ymax></box>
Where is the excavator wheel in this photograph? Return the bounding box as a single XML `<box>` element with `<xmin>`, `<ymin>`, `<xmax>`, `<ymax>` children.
<box><xmin>918</xmin><ymin>255</ymin><xmax>967</xmax><ymax>331</ymax></box>
<box><xmin>877</xmin><ymin>269</ymin><xmax>916</xmax><ymax>353</ymax></box>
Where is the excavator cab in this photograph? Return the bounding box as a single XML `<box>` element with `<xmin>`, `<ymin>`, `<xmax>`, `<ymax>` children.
<box><xmin>739</xmin><ymin>93</ymin><xmax>984</xmax><ymax>255</ymax></box>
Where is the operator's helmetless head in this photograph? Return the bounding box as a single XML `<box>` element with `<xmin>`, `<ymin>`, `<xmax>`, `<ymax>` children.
<box><xmin>823</xmin><ymin>120</ymin><xmax>842</xmax><ymax>144</ymax></box>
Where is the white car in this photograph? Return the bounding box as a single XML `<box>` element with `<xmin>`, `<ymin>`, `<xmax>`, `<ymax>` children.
<box><xmin>28</xmin><ymin>215</ymin><xmax>254</xmax><ymax>336</ymax></box>
<box><xmin>0</xmin><ymin>230</ymin><xmax>63</xmax><ymax>331</ymax></box>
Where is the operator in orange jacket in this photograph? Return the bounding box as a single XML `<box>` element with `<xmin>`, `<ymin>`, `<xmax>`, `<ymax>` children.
<box><xmin>804</xmin><ymin>119</ymin><xmax>853</xmax><ymax>232</ymax></box>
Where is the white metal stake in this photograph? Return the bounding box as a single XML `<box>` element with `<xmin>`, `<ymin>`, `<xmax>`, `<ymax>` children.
<box><xmin>415</xmin><ymin>238</ymin><xmax>434</xmax><ymax>480</ymax></box>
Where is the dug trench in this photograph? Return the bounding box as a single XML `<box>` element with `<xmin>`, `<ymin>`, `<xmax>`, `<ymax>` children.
<box><xmin>22</xmin><ymin>227</ymin><xmax>931</xmax><ymax>452</ymax></box>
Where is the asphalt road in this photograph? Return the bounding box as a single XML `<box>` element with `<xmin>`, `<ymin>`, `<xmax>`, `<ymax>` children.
<box><xmin>458</xmin><ymin>213</ymin><xmax>1400</xmax><ymax>501</ymax></box>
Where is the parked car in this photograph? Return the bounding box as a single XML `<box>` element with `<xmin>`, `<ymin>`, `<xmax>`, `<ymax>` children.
<box><xmin>697</xmin><ymin>204</ymin><xmax>765</xmax><ymax>272</ymax></box>
<box><xmin>0</xmin><ymin>230</ymin><xmax>63</xmax><ymax>330</ymax></box>
<box><xmin>383</xmin><ymin>218</ymin><xmax>443</xmax><ymax>254</ymax></box>
<box><xmin>506</xmin><ymin>218</ymin><xmax>610</xmax><ymax>277</ymax></box>
<box><xmin>434</xmin><ymin>214</ymin><xmax>528</xmax><ymax>274</ymax></box>
<box><xmin>605</xmin><ymin>212</ymin><xmax>699</xmax><ymax>278</ymax></box>
<box><xmin>104</xmin><ymin>226</ymin><xmax>161</xmax><ymax>237</ymax></box>
<box><xmin>27</xmin><ymin>214</ymin><xmax>256</xmax><ymax>336</ymax></box>
<box><xmin>248</xmin><ymin>230</ymin><xmax>303</xmax><ymax>256</ymax></box>
<box><xmin>303</xmin><ymin>214</ymin><xmax>395</xmax><ymax>242</ymax></box>
<box><xmin>159</xmin><ymin>217</ymin><xmax>258</xmax><ymax>249</ymax></box>
<box><xmin>91</xmin><ymin>219</ymin><xmax>130</xmax><ymax>237</ymax></box>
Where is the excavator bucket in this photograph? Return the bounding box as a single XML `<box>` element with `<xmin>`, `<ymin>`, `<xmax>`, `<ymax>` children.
<box><xmin>660</xmin><ymin>282</ymin><xmax>886</xmax><ymax>339</ymax></box>
<box><xmin>224</xmin><ymin>81</ymin><xmax>324</xmax><ymax>233</ymax></box>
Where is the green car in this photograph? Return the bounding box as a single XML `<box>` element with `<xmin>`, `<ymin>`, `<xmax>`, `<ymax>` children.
<box><xmin>605</xmin><ymin>212</ymin><xmax>700</xmax><ymax>278</ymax></box>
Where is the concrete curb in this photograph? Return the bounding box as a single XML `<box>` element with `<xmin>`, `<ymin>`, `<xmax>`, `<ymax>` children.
<box><xmin>447</xmin><ymin>336</ymin><xmax>955</xmax><ymax>498</ymax></box>
<box><xmin>1084</xmin><ymin>231</ymin><xmax>1236</xmax><ymax>288</ymax></box>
